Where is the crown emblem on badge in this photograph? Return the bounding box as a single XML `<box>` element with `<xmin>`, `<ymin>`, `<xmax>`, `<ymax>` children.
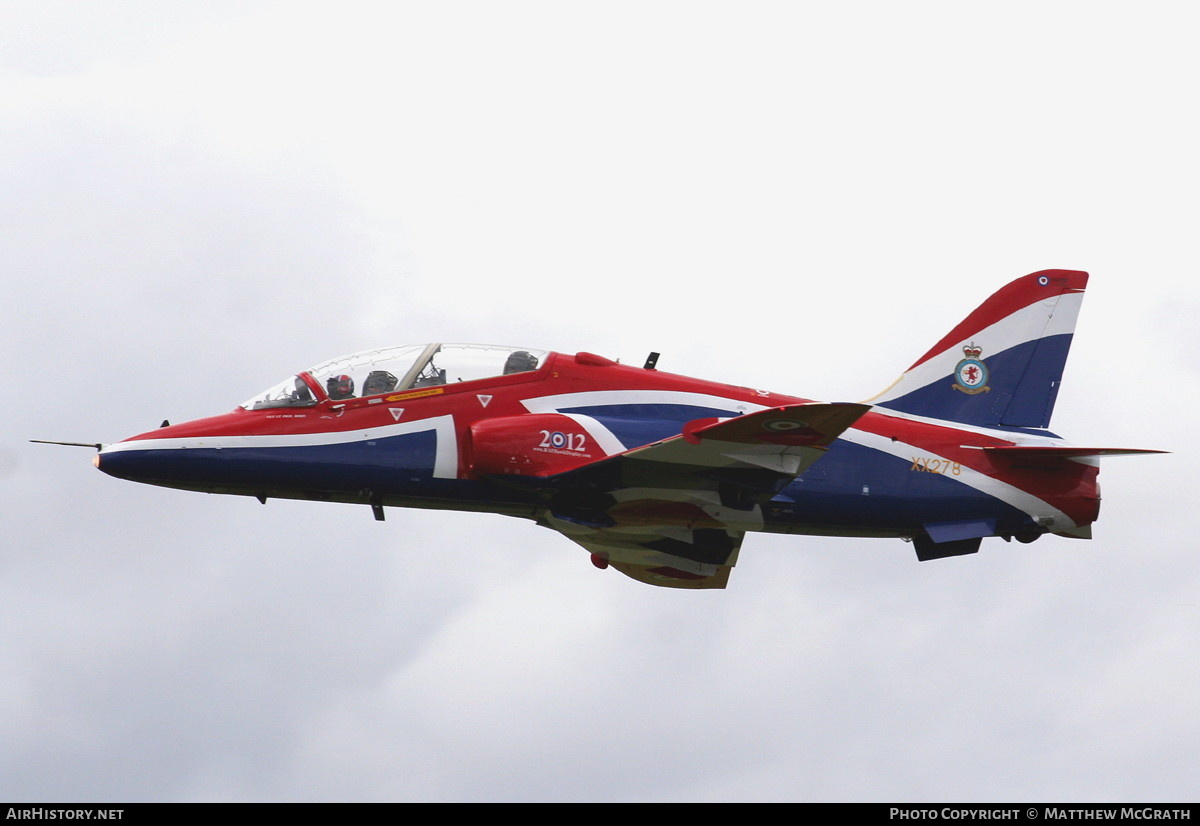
<box><xmin>952</xmin><ymin>342</ymin><xmax>990</xmax><ymax>395</ymax></box>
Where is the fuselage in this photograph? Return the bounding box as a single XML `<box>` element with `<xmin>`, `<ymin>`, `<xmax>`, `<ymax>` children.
<box><xmin>95</xmin><ymin>347</ymin><xmax>1099</xmax><ymax>543</ymax></box>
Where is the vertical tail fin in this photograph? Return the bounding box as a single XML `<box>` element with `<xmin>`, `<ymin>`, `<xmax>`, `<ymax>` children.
<box><xmin>869</xmin><ymin>270</ymin><xmax>1088</xmax><ymax>429</ymax></box>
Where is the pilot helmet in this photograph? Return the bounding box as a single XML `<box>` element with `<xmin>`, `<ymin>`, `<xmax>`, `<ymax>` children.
<box><xmin>503</xmin><ymin>350</ymin><xmax>539</xmax><ymax>374</ymax></box>
<box><xmin>363</xmin><ymin>370</ymin><xmax>399</xmax><ymax>395</ymax></box>
<box><xmin>327</xmin><ymin>374</ymin><xmax>355</xmax><ymax>400</ymax></box>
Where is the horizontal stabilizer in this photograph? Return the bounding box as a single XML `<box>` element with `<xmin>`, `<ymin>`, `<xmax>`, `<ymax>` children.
<box><xmin>979</xmin><ymin>446</ymin><xmax>1166</xmax><ymax>458</ymax></box>
<box><xmin>977</xmin><ymin>445</ymin><xmax>1167</xmax><ymax>467</ymax></box>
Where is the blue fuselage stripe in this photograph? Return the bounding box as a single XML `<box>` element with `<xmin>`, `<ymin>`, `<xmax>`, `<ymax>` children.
<box><xmin>102</xmin><ymin>427</ymin><xmax>1034</xmax><ymax>535</ymax></box>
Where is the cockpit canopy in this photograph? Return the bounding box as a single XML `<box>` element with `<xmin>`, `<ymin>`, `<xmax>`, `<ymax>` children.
<box><xmin>241</xmin><ymin>343</ymin><xmax>547</xmax><ymax>410</ymax></box>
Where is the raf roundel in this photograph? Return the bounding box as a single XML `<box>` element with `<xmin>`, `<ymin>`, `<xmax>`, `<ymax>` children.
<box><xmin>764</xmin><ymin>419</ymin><xmax>807</xmax><ymax>432</ymax></box>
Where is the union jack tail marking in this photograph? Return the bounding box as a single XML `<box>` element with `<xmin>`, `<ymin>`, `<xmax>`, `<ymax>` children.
<box><xmin>868</xmin><ymin>270</ymin><xmax>1088</xmax><ymax>429</ymax></box>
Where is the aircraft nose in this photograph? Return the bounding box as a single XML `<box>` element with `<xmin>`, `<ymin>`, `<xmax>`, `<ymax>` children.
<box><xmin>93</xmin><ymin>442</ymin><xmax>143</xmax><ymax>481</ymax></box>
<box><xmin>93</xmin><ymin>440</ymin><xmax>173</xmax><ymax>484</ymax></box>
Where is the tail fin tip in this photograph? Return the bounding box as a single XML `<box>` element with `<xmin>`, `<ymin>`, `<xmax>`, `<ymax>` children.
<box><xmin>870</xmin><ymin>269</ymin><xmax>1089</xmax><ymax>430</ymax></box>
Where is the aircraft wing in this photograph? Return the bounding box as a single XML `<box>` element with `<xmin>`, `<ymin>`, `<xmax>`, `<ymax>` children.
<box><xmin>532</xmin><ymin>402</ymin><xmax>869</xmax><ymax>589</ymax></box>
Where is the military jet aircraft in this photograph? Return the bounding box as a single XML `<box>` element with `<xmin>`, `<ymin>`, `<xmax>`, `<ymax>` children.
<box><xmin>66</xmin><ymin>270</ymin><xmax>1161</xmax><ymax>588</ymax></box>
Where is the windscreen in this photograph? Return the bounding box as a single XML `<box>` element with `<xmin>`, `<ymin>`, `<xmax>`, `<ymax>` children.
<box><xmin>240</xmin><ymin>344</ymin><xmax>545</xmax><ymax>409</ymax></box>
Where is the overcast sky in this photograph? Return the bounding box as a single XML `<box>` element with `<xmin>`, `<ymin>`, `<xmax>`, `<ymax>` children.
<box><xmin>2</xmin><ymin>1</ymin><xmax>1197</xmax><ymax>802</ymax></box>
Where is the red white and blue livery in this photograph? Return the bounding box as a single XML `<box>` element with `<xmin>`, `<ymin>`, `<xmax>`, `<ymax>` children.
<box><xmin>82</xmin><ymin>270</ymin><xmax>1162</xmax><ymax>589</ymax></box>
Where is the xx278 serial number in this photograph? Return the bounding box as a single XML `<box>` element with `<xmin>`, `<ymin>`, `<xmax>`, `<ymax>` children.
<box><xmin>910</xmin><ymin>457</ymin><xmax>962</xmax><ymax>475</ymax></box>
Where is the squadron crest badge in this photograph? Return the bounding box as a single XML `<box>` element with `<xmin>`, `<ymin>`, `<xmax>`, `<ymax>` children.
<box><xmin>952</xmin><ymin>343</ymin><xmax>990</xmax><ymax>394</ymax></box>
